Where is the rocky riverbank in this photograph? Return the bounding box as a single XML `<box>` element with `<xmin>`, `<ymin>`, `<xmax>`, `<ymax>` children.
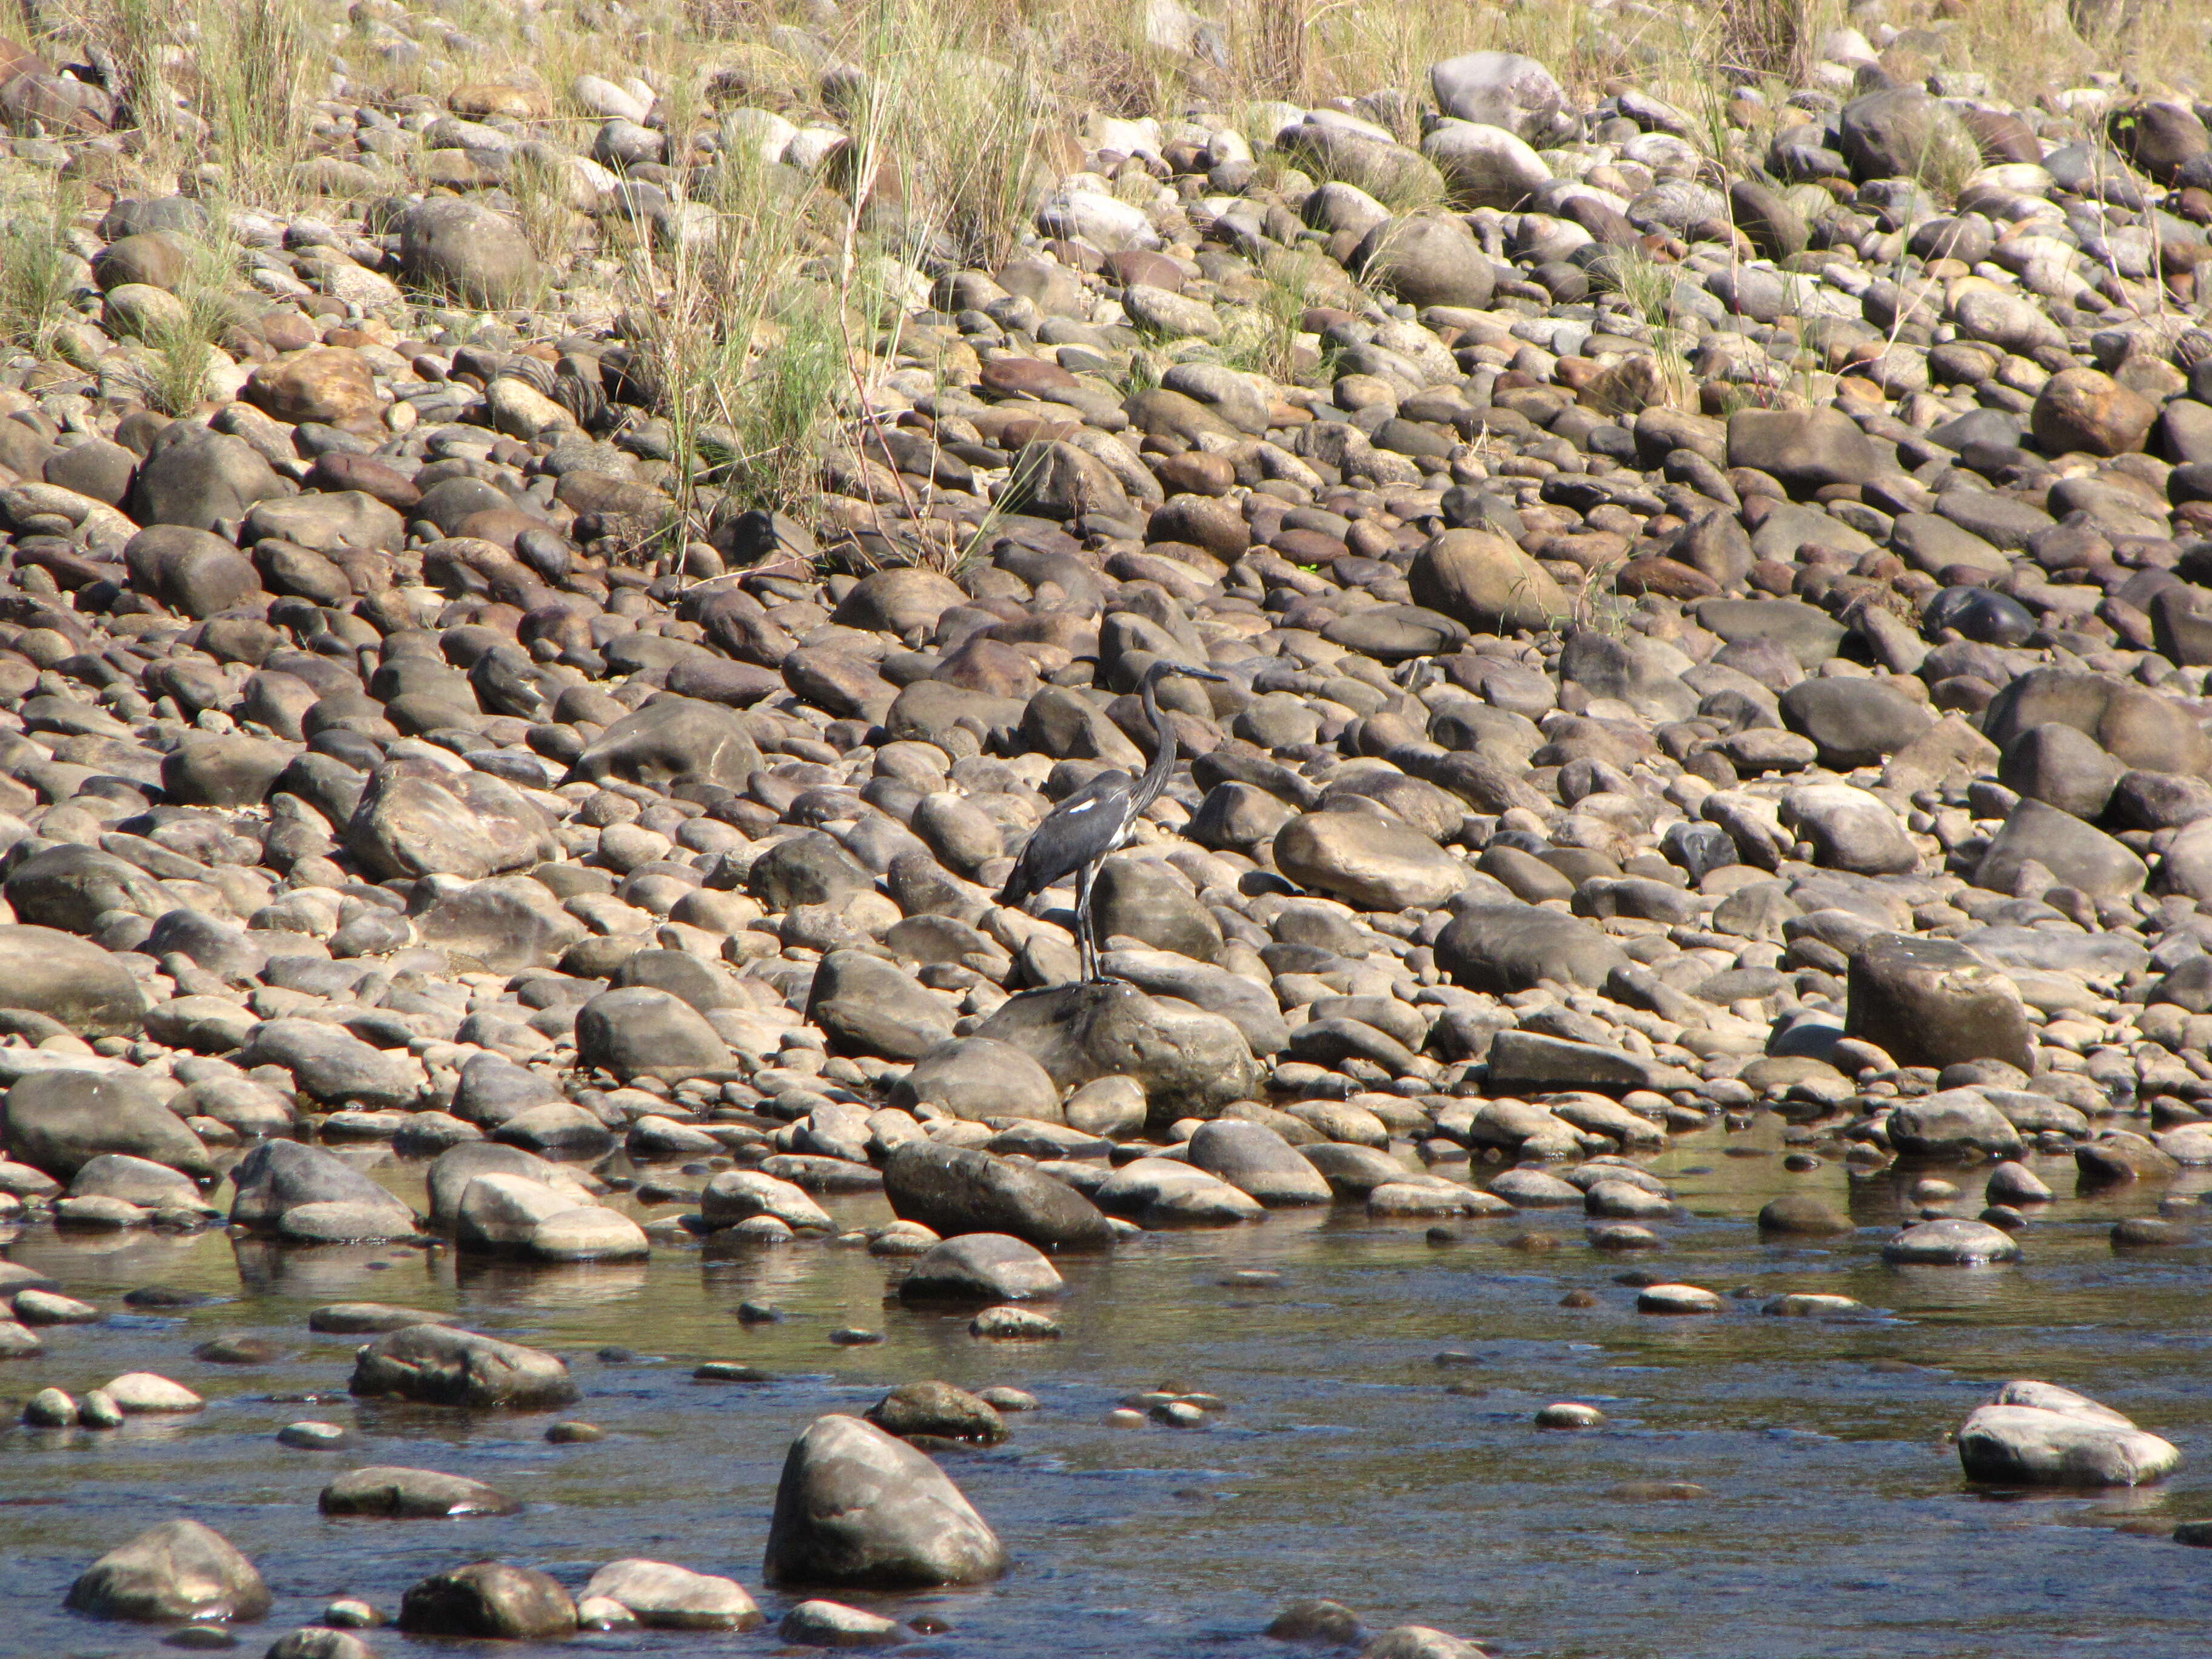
<box><xmin>4</xmin><ymin>0</ymin><xmax>2212</xmax><ymax>1649</ymax></box>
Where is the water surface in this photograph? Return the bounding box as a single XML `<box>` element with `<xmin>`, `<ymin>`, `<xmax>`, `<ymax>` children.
<box><xmin>7</xmin><ymin>1121</ymin><xmax>2210</xmax><ymax>1659</ymax></box>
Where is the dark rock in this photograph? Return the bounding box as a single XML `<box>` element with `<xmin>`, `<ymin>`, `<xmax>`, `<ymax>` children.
<box><xmin>398</xmin><ymin>1562</ymin><xmax>576</xmax><ymax>1641</ymax></box>
<box><xmin>349</xmin><ymin>1323</ymin><xmax>578</xmax><ymax>1409</ymax></box>
<box><xmin>865</xmin><ymin>1380</ymin><xmax>1006</xmax><ymax>1444</ymax></box>
<box><xmin>881</xmin><ymin>1141</ymin><xmax>1114</xmax><ymax>1252</ymax></box>
<box><xmin>1846</xmin><ymin>934</ymin><xmax>2033</xmax><ymax>1071</ymax></box>
<box><xmin>574</xmin><ymin>987</ymin><xmax>732</xmax><ymax>1081</ymax></box>
<box><xmin>318</xmin><ymin>1465</ymin><xmax>518</xmax><ymax>1517</ymax></box>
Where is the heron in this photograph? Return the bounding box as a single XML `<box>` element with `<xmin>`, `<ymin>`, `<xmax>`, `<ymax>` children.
<box><xmin>997</xmin><ymin>659</ymin><xmax>1228</xmax><ymax>984</ymax></box>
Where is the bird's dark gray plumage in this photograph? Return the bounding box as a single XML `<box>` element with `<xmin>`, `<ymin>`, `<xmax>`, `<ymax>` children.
<box><xmin>997</xmin><ymin>660</ymin><xmax>1226</xmax><ymax>983</ymax></box>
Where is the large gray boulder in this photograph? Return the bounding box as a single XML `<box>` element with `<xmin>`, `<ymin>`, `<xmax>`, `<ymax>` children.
<box><xmin>580</xmin><ymin>1560</ymin><xmax>762</xmax><ymax>1631</ymax></box>
<box><xmin>1273</xmin><ymin>812</ymin><xmax>1470</xmax><ymax>913</ymax></box>
<box><xmin>1186</xmin><ymin>1120</ymin><xmax>1332</xmax><ymax>1205</ymax></box>
<box><xmin>1428</xmin><ymin>50</ymin><xmax>1566</xmax><ymax>138</ymax></box>
<box><xmin>406</xmin><ymin>874</ymin><xmax>587</xmax><ymax>972</ymax></box>
<box><xmin>1957</xmin><ymin>1382</ymin><xmax>2180</xmax><ymax>1487</ymax></box>
<box><xmin>976</xmin><ymin>980</ymin><xmax>1259</xmax><ymax>1127</ymax></box>
<box><xmin>1846</xmin><ymin>934</ymin><xmax>2033</xmax><ymax>1071</ymax></box>
<box><xmin>889</xmin><ymin>1037</ymin><xmax>1064</xmax><ymax>1123</ymax></box>
<box><xmin>882</xmin><ymin>1141</ymin><xmax>1114</xmax><ymax>1251</ymax></box>
<box><xmin>454</xmin><ymin>1172</ymin><xmax>648</xmax><ymax>1261</ymax></box>
<box><xmin>129</xmin><ymin>438</ymin><xmax>289</xmax><ymax>537</ymax></box>
<box><xmin>1974</xmin><ymin>797</ymin><xmax>2146</xmax><ymax>899</ymax></box>
<box><xmin>396</xmin><ymin>198</ymin><xmax>541</xmax><ymax>307</ymax></box>
<box><xmin>4</xmin><ymin>1069</ymin><xmax>213</xmax><ymax>1181</ymax></box>
<box><xmin>1885</xmin><ymin>1089</ymin><xmax>2026</xmax><ymax>1160</ymax></box>
<box><xmin>574</xmin><ymin>987</ymin><xmax>732</xmax><ymax>1082</ymax></box>
<box><xmin>1435</xmin><ymin>904</ymin><xmax>1627</xmax><ymax>994</ymax></box>
<box><xmin>1882</xmin><ymin>1218</ymin><xmax>2020</xmax><ymax>1264</ymax></box>
<box><xmin>1094</xmin><ymin>1156</ymin><xmax>1265</xmax><ymax>1227</ymax></box>
<box><xmin>67</xmin><ymin>1520</ymin><xmax>270</xmax><ymax>1622</ymax></box>
<box><xmin>763</xmin><ymin>1415</ymin><xmax>1007</xmax><ymax>1589</ymax></box>
<box><xmin>805</xmin><ymin>951</ymin><xmax>959</xmax><ymax>1062</ymax></box>
<box><xmin>1350</xmin><ymin>215</ymin><xmax>1496</xmax><ymax>310</ymax></box>
<box><xmin>5</xmin><ymin>844</ymin><xmax>167</xmax><ymax>934</ymax></box>
<box><xmin>236</xmin><ymin>1019</ymin><xmax>423</xmax><ymax>1109</ymax></box>
<box><xmin>565</xmin><ymin>695</ymin><xmax>762</xmax><ymax>791</ymax></box>
<box><xmin>897</xmin><ymin>1232</ymin><xmax>1063</xmax><ymax>1301</ymax></box>
<box><xmin>229</xmin><ymin>1141</ymin><xmax>418</xmax><ymax>1241</ymax></box>
<box><xmin>0</xmin><ymin>925</ymin><xmax>147</xmax><ymax>1036</ymax></box>
<box><xmin>425</xmin><ymin>1141</ymin><xmax>598</xmax><ymax>1226</ymax></box>
<box><xmin>349</xmin><ymin>1324</ymin><xmax>579</xmax><ymax>1409</ymax></box>
<box><xmin>344</xmin><ymin>758</ymin><xmax>551</xmax><ymax>880</ymax></box>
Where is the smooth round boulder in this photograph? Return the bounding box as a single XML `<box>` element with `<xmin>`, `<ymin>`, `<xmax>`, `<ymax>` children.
<box><xmin>1883</xmin><ymin>1218</ymin><xmax>2020</xmax><ymax>1265</ymax></box>
<box><xmin>580</xmin><ymin>1560</ymin><xmax>762</xmax><ymax>1631</ymax></box>
<box><xmin>66</xmin><ymin>1520</ymin><xmax>270</xmax><ymax>1623</ymax></box>
<box><xmin>0</xmin><ymin>925</ymin><xmax>147</xmax><ymax>1036</ymax></box>
<box><xmin>763</xmin><ymin>1414</ymin><xmax>1007</xmax><ymax>1589</ymax></box>
<box><xmin>896</xmin><ymin>1232</ymin><xmax>1064</xmax><ymax>1302</ymax></box>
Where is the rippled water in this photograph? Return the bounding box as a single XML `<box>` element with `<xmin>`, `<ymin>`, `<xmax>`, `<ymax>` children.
<box><xmin>7</xmin><ymin>1122</ymin><xmax>2212</xmax><ymax>1659</ymax></box>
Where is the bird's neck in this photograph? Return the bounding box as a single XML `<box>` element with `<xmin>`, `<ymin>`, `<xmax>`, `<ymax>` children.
<box><xmin>1136</xmin><ymin>675</ymin><xmax>1177</xmax><ymax>810</ymax></box>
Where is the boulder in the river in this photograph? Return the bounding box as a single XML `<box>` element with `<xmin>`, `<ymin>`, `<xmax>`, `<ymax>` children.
<box><xmin>318</xmin><ymin>1466</ymin><xmax>518</xmax><ymax>1517</ymax></box>
<box><xmin>897</xmin><ymin>1232</ymin><xmax>1063</xmax><ymax>1302</ymax></box>
<box><xmin>1957</xmin><ymin>1381</ymin><xmax>2181</xmax><ymax>1487</ymax></box>
<box><xmin>763</xmin><ymin>1413</ymin><xmax>1007</xmax><ymax>1588</ymax></box>
<box><xmin>579</xmin><ymin>1560</ymin><xmax>763</xmax><ymax>1630</ymax></box>
<box><xmin>398</xmin><ymin>1561</ymin><xmax>578</xmax><ymax>1640</ymax></box>
<box><xmin>349</xmin><ymin>1323</ymin><xmax>578</xmax><ymax>1409</ymax></box>
<box><xmin>65</xmin><ymin>1519</ymin><xmax>270</xmax><ymax>1622</ymax></box>
<box><xmin>1882</xmin><ymin>1218</ymin><xmax>2020</xmax><ymax>1264</ymax></box>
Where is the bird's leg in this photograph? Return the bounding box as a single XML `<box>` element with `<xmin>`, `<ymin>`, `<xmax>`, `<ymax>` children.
<box><xmin>1075</xmin><ymin>859</ymin><xmax>1101</xmax><ymax>985</ymax></box>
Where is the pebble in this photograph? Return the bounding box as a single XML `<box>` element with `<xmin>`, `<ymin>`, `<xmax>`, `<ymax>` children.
<box><xmin>546</xmin><ymin>1422</ymin><xmax>605</xmax><ymax>1443</ymax></box>
<box><xmin>970</xmin><ymin>1305</ymin><xmax>1061</xmax><ymax>1339</ymax></box>
<box><xmin>275</xmin><ymin>1423</ymin><xmax>352</xmax><ymax>1450</ymax></box>
<box><xmin>1535</xmin><ymin>1403</ymin><xmax>1606</xmax><ymax>1429</ymax></box>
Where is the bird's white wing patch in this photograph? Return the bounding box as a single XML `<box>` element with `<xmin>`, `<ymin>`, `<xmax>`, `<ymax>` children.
<box><xmin>1066</xmin><ymin>799</ymin><xmax>1099</xmax><ymax>813</ymax></box>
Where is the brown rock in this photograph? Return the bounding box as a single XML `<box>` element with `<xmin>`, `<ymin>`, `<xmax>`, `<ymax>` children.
<box><xmin>979</xmin><ymin>357</ymin><xmax>1079</xmax><ymax>399</ymax></box>
<box><xmin>2031</xmin><ymin>369</ymin><xmax>2155</xmax><ymax>458</ymax></box>
<box><xmin>246</xmin><ymin>349</ymin><xmax>380</xmax><ymax>426</ymax></box>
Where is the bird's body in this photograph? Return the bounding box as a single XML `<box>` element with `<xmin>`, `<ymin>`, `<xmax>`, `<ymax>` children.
<box><xmin>996</xmin><ymin>661</ymin><xmax>1225</xmax><ymax>983</ymax></box>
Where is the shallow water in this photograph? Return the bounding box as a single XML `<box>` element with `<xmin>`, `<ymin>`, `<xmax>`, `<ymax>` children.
<box><xmin>8</xmin><ymin>1121</ymin><xmax>2212</xmax><ymax>1659</ymax></box>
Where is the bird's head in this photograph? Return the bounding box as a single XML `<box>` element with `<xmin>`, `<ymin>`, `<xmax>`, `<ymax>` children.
<box><xmin>1141</xmin><ymin>660</ymin><xmax>1228</xmax><ymax>689</ymax></box>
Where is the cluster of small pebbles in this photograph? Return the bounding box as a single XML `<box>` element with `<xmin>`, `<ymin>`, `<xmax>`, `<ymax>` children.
<box><xmin>4</xmin><ymin>0</ymin><xmax>2212</xmax><ymax>1647</ymax></box>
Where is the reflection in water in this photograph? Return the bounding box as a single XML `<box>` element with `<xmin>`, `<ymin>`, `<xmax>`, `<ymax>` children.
<box><xmin>231</xmin><ymin>1238</ymin><xmax>432</xmax><ymax>1299</ymax></box>
<box><xmin>452</xmin><ymin>1256</ymin><xmax>649</xmax><ymax>1310</ymax></box>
